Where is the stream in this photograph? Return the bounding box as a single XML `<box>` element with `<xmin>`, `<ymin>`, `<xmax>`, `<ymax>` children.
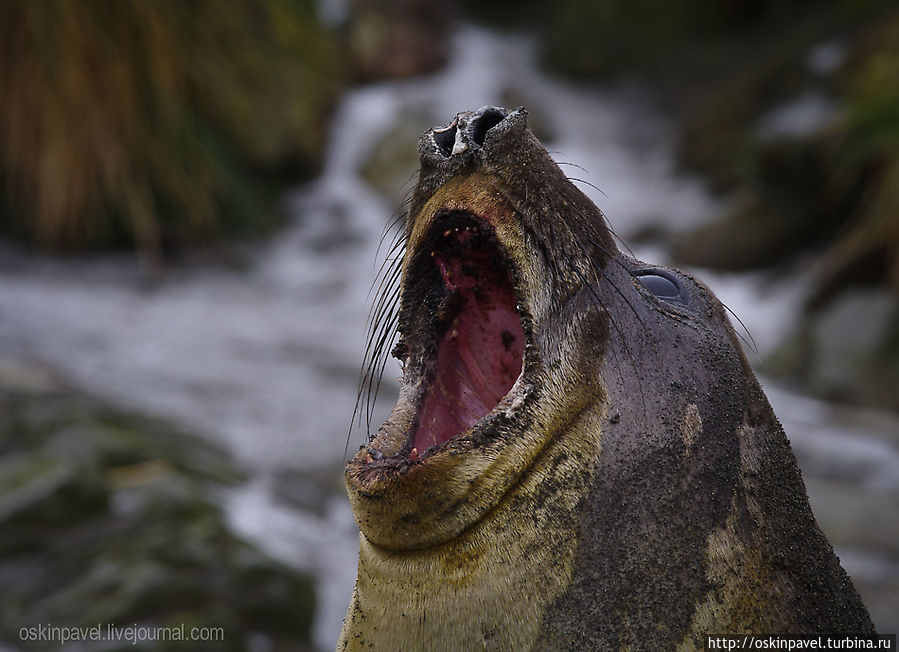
<box><xmin>1</xmin><ymin>25</ymin><xmax>896</xmax><ymax>649</ymax></box>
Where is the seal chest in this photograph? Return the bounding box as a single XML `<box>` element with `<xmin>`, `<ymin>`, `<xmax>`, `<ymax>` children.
<box><xmin>340</xmin><ymin>107</ymin><xmax>874</xmax><ymax>651</ymax></box>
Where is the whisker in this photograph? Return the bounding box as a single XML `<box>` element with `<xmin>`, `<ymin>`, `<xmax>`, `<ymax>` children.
<box><xmin>348</xmin><ymin>216</ymin><xmax>406</xmax><ymax>457</ymax></box>
<box><xmin>555</xmin><ymin>161</ymin><xmax>591</xmax><ymax>175</ymax></box>
<box><xmin>566</xmin><ymin>176</ymin><xmax>609</xmax><ymax>199</ymax></box>
<box><xmin>723</xmin><ymin>302</ymin><xmax>759</xmax><ymax>357</ymax></box>
<box><xmin>558</xmin><ymin>247</ymin><xmax>649</xmax><ymax>424</ymax></box>
<box><xmin>363</xmin><ymin>280</ymin><xmax>402</xmax><ymax>418</ymax></box>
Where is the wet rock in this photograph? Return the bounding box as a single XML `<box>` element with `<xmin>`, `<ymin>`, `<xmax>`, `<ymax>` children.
<box><xmin>669</xmin><ymin>7</ymin><xmax>899</xmax><ymax>421</ymax></box>
<box><xmin>805</xmin><ymin>478</ymin><xmax>899</xmax><ymax>552</ymax></box>
<box><xmin>848</xmin><ymin>574</ymin><xmax>899</xmax><ymax>639</ymax></box>
<box><xmin>272</xmin><ymin>466</ymin><xmax>345</xmax><ymax>518</ymax></box>
<box><xmin>0</xmin><ymin>377</ymin><xmax>316</xmax><ymax>651</ymax></box>
<box><xmin>671</xmin><ymin>132</ymin><xmax>847</xmax><ymax>271</ymax></box>
<box><xmin>671</xmin><ymin>191</ymin><xmax>805</xmax><ymax>271</ymax></box>
<box><xmin>805</xmin><ymin>477</ymin><xmax>899</xmax><ymax>635</ymax></box>
<box><xmin>767</xmin><ymin>288</ymin><xmax>899</xmax><ymax>411</ymax></box>
<box><xmin>359</xmin><ymin>110</ymin><xmax>433</xmax><ymax>204</ymax></box>
<box><xmin>0</xmin><ymin>359</ymin><xmax>62</xmax><ymax>394</ymax></box>
<box><xmin>810</xmin><ymin>290</ymin><xmax>896</xmax><ymax>394</ymax></box>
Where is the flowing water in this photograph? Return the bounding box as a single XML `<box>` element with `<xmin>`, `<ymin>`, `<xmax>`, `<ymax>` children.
<box><xmin>1</xmin><ymin>26</ymin><xmax>896</xmax><ymax>649</ymax></box>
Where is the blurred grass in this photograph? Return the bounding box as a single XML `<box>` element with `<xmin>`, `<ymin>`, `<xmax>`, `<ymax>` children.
<box><xmin>0</xmin><ymin>0</ymin><xmax>342</xmax><ymax>257</ymax></box>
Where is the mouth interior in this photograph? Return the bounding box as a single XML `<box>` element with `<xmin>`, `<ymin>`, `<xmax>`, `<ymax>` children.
<box><xmin>413</xmin><ymin>220</ymin><xmax>525</xmax><ymax>454</ymax></box>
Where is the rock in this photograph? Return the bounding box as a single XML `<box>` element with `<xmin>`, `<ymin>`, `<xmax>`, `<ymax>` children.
<box><xmin>670</xmin><ymin>131</ymin><xmax>846</xmax><ymax>272</ymax></box>
<box><xmin>767</xmin><ymin>288</ymin><xmax>899</xmax><ymax>411</ymax></box>
<box><xmin>812</xmin><ymin>290</ymin><xmax>895</xmax><ymax>391</ymax></box>
<box><xmin>804</xmin><ymin>477</ymin><xmax>899</xmax><ymax>552</ymax></box>
<box><xmin>359</xmin><ymin>109</ymin><xmax>432</xmax><ymax>205</ymax></box>
<box><xmin>0</xmin><ymin>382</ymin><xmax>316</xmax><ymax>651</ymax></box>
<box><xmin>272</xmin><ymin>466</ymin><xmax>345</xmax><ymax>518</ymax></box>
<box><xmin>670</xmin><ymin>191</ymin><xmax>805</xmax><ymax>271</ymax></box>
<box><xmin>804</xmin><ymin>477</ymin><xmax>899</xmax><ymax>635</ymax></box>
<box><xmin>0</xmin><ymin>359</ymin><xmax>62</xmax><ymax>394</ymax></box>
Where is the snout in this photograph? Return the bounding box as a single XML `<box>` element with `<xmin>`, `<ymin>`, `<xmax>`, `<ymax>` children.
<box><xmin>419</xmin><ymin>106</ymin><xmax>528</xmax><ymax>167</ymax></box>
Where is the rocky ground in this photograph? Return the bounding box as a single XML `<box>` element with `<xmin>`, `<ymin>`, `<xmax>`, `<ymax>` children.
<box><xmin>0</xmin><ymin>358</ymin><xmax>316</xmax><ymax>652</ymax></box>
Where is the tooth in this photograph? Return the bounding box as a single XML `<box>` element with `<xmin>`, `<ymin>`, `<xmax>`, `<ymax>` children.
<box><xmin>409</xmin><ymin>448</ymin><xmax>419</xmax><ymax>461</ymax></box>
<box><xmin>451</xmin><ymin>128</ymin><xmax>468</xmax><ymax>155</ymax></box>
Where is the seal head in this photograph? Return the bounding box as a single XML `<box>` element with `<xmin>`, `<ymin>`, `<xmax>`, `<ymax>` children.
<box><xmin>345</xmin><ymin>107</ymin><xmax>613</xmax><ymax>551</ymax></box>
<box><xmin>341</xmin><ymin>107</ymin><xmax>874</xmax><ymax>650</ymax></box>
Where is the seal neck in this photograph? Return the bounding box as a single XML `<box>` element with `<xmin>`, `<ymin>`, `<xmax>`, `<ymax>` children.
<box><xmin>340</xmin><ymin>400</ymin><xmax>606</xmax><ymax>650</ymax></box>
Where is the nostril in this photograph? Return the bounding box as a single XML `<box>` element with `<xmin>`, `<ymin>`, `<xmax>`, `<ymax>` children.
<box><xmin>433</xmin><ymin>125</ymin><xmax>456</xmax><ymax>158</ymax></box>
<box><xmin>470</xmin><ymin>107</ymin><xmax>507</xmax><ymax>148</ymax></box>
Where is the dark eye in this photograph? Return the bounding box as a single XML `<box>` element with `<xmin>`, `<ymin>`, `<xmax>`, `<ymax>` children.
<box><xmin>633</xmin><ymin>270</ymin><xmax>686</xmax><ymax>304</ymax></box>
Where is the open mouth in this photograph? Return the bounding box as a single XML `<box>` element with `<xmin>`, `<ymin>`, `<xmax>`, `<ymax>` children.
<box><xmin>369</xmin><ymin>211</ymin><xmax>526</xmax><ymax>466</ymax></box>
<box><xmin>411</xmin><ymin>214</ymin><xmax>525</xmax><ymax>457</ymax></box>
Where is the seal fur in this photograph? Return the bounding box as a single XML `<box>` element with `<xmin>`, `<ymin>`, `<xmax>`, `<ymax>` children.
<box><xmin>340</xmin><ymin>107</ymin><xmax>874</xmax><ymax>650</ymax></box>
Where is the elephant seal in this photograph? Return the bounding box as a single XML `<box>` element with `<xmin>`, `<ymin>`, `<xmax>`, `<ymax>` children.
<box><xmin>339</xmin><ymin>107</ymin><xmax>874</xmax><ymax>650</ymax></box>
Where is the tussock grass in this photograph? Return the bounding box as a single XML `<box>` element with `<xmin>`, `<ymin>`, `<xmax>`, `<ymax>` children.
<box><xmin>0</xmin><ymin>1</ymin><xmax>341</xmax><ymax>256</ymax></box>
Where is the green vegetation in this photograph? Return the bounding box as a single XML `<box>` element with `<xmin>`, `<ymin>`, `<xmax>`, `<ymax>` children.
<box><xmin>0</xmin><ymin>1</ymin><xmax>342</xmax><ymax>256</ymax></box>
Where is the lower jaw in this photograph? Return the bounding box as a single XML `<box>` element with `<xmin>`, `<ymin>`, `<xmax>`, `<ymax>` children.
<box><xmin>350</xmin><ymin>368</ymin><xmax>533</xmax><ymax>482</ymax></box>
<box><xmin>344</xmin><ymin>393</ymin><xmax>531</xmax><ymax>549</ymax></box>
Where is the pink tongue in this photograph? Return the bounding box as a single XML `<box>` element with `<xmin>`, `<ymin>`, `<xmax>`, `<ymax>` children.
<box><xmin>413</xmin><ymin>238</ymin><xmax>524</xmax><ymax>453</ymax></box>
